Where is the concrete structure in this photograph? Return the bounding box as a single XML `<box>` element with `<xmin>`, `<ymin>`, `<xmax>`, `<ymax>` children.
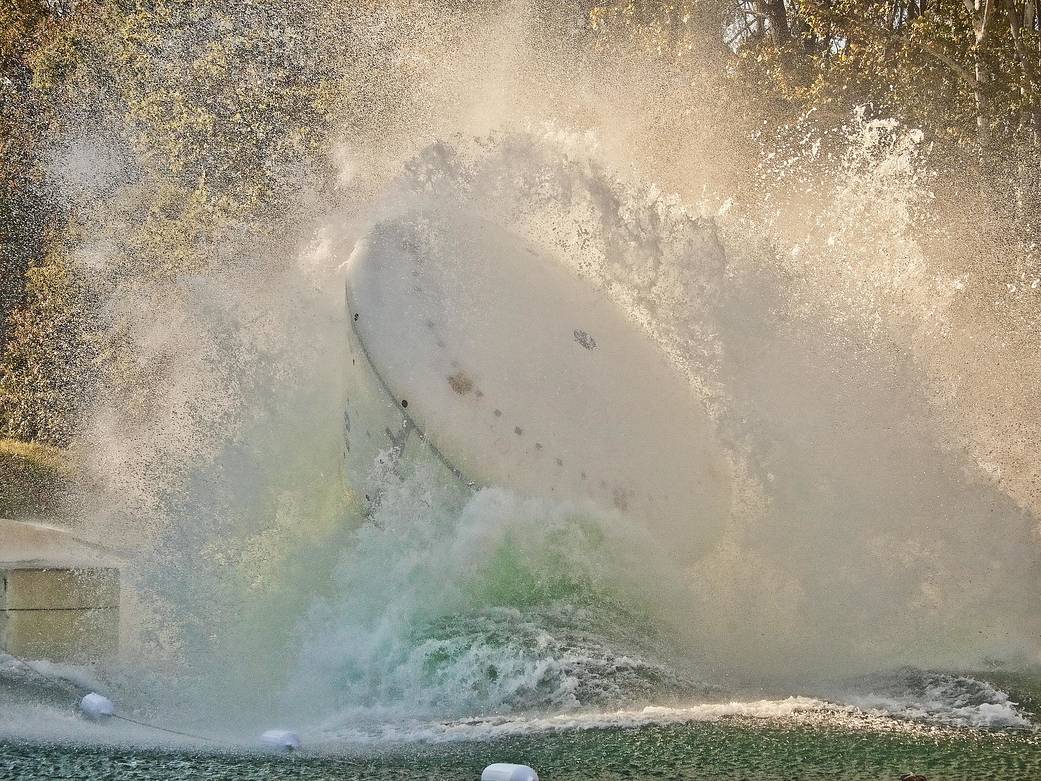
<box><xmin>0</xmin><ymin>519</ymin><xmax>121</xmax><ymax>662</ymax></box>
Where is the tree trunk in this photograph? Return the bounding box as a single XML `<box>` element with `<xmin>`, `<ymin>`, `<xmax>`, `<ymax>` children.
<box><xmin>962</xmin><ymin>0</ymin><xmax>996</xmax><ymax>171</ymax></box>
<box><xmin>757</xmin><ymin>0</ymin><xmax>792</xmax><ymax>45</ymax></box>
<box><xmin>1005</xmin><ymin>0</ymin><xmax>1041</xmax><ymax>274</ymax></box>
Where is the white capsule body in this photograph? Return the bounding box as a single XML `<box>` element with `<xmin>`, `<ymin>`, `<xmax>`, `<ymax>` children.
<box><xmin>79</xmin><ymin>692</ymin><xmax>115</xmax><ymax>721</ymax></box>
<box><xmin>482</xmin><ymin>763</ymin><xmax>539</xmax><ymax>781</ymax></box>
<box><xmin>345</xmin><ymin>207</ymin><xmax>731</xmax><ymax>563</ymax></box>
<box><xmin>259</xmin><ymin>729</ymin><xmax>302</xmax><ymax>751</ymax></box>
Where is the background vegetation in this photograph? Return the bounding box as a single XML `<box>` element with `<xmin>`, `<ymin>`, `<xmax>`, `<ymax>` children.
<box><xmin>0</xmin><ymin>0</ymin><xmax>1037</xmax><ymax>515</ymax></box>
<box><xmin>1</xmin><ymin>0</ymin><xmax>341</xmax><ymax>449</ymax></box>
<box><xmin>0</xmin><ymin>437</ymin><xmax>74</xmax><ymax>517</ymax></box>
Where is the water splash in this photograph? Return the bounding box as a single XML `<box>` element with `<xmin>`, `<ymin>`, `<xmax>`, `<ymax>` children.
<box><xmin>50</xmin><ymin>127</ymin><xmax>1039</xmax><ymax>732</ymax></box>
<box><xmin>287</xmin><ymin>462</ymin><xmax>709</xmax><ymax>723</ymax></box>
<box><xmin>20</xmin><ymin>1</ymin><xmax>1037</xmax><ymax>739</ymax></box>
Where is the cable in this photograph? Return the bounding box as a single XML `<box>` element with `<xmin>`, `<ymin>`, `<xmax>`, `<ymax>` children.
<box><xmin>1</xmin><ymin>645</ymin><xmax>229</xmax><ymax>746</ymax></box>
<box><xmin>109</xmin><ymin>713</ymin><xmax>223</xmax><ymax>744</ymax></box>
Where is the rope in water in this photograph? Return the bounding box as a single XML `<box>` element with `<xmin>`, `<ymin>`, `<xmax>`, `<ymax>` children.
<box><xmin>0</xmin><ymin>645</ymin><xmax>227</xmax><ymax>745</ymax></box>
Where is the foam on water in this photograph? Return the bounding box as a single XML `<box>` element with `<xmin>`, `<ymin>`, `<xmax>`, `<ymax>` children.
<box><xmin>5</xmin><ymin>655</ymin><xmax>1029</xmax><ymax>751</ymax></box>
<box><xmin>285</xmin><ymin>464</ymin><xmax>711</xmax><ymax>723</ymax></box>
<box><xmin>831</xmin><ymin>669</ymin><xmax>1034</xmax><ymax>729</ymax></box>
<box><xmin>304</xmin><ymin>691</ymin><xmax>1033</xmax><ymax>751</ymax></box>
<box><xmin>309</xmin><ymin>697</ymin><xmax>843</xmax><ymax>746</ymax></box>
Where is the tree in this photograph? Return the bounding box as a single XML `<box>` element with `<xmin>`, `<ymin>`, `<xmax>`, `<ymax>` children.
<box><xmin>0</xmin><ymin>238</ymin><xmax>97</xmax><ymax>446</ymax></box>
<box><xmin>0</xmin><ymin>0</ymin><xmax>343</xmax><ymax>444</ymax></box>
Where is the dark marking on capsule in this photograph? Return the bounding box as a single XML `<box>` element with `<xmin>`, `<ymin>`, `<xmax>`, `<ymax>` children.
<box><xmin>612</xmin><ymin>488</ymin><xmax>630</xmax><ymax>512</ymax></box>
<box><xmin>448</xmin><ymin>371</ymin><xmax>474</xmax><ymax>395</ymax></box>
<box><xmin>555</xmin><ymin>457</ymin><xmax>564</xmax><ymax>467</ymax></box>
<box><xmin>514</xmin><ymin>426</ymin><xmax>523</xmax><ymax>435</ymax></box>
<box><xmin>353</xmin><ymin>312</ymin><xmax>359</xmax><ymax>321</ymax></box>
<box><xmin>574</xmin><ymin>329</ymin><xmax>597</xmax><ymax>350</ymax></box>
<box><xmin>494</xmin><ymin>409</ymin><xmax>502</xmax><ymax>417</ymax></box>
<box><xmin>401</xmin><ymin>399</ymin><xmax>408</xmax><ymax>408</ymax></box>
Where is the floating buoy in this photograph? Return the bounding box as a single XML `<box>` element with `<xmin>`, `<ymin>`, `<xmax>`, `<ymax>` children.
<box><xmin>259</xmin><ymin>729</ymin><xmax>302</xmax><ymax>751</ymax></box>
<box><xmin>79</xmin><ymin>692</ymin><xmax>114</xmax><ymax>721</ymax></box>
<box><xmin>482</xmin><ymin>763</ymin><xmax>539</xmax><ymax>781</ymax></box>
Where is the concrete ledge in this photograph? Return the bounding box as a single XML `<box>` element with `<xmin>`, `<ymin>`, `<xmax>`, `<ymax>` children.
<box><xmin>0</xmin><ymin>605</ymin><xmax>119</xmax><ymax>662</ymax></box>
<box><xmin>0</xmin><ymin>518</ymin><xmax>121</xmax><ymax>569</ymax></box>
<box><xmin>1</xmin><ymin>567</ymin><xmax>119</xmax><ymax>611</ymax></box>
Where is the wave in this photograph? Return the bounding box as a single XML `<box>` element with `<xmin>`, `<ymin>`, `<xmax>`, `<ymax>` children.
<box><xmin>285</xmin><ymin>131</ymin><xmax>1041</xmax><ymax>729</ymax></box>
<box><xmin>305</xmin><ymin>684</ymin><xmax>1034</xmax><ymax>747</ymax></box>
<box><xmin>830</xmin><ymin>668</ymin><xmax>1034</xmax><ymax>729</ymax></box>
<box><xmin>53</xmin><ymin>126</ymin><xmax>1041</xmax><ymax>731</ymax></box>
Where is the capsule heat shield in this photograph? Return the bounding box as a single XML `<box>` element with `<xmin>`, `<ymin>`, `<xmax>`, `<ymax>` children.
<box><xmin>344</xmin><ymin>207</ymin><xmax>729</xmax><ymax>557</ymax></box>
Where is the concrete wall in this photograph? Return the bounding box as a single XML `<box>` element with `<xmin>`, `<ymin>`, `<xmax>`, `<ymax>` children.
<box><xmin>1</xmin><ymin>520</ymin><xmax>121</xmax><ymax>662</ymax></box>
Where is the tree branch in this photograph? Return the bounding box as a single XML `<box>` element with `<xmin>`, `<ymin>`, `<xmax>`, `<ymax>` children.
<box><xmin>802</xmin><ymin>0</ymin><xmax>982</xmax><ymax>92</ymax></box>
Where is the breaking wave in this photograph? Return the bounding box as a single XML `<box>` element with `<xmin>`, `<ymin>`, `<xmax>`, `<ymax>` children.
<box><xmin>42</xmin><ymin>79</ymin><xmax>1041</xmax><ymax>745</ymax></box>
<box><xmin>282</xmin><ymin>131</ymin><xmax>1040</xmax><ymax>733</ymax></box>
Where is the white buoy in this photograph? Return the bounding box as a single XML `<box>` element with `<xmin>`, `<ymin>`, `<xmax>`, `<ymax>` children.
<box><xmin>79</xmin><ymin>692</ymin><xmax>114</xmax><ymax>721</ymax></box>
<box><xmin>259</xmin><ymin>729</ymin><xmax>302</xmax><ymax>751</ymax></box>
<box><xmin>482</xmin><ymin>763</ymin><xmax>539</xmax><ymax>781</ymax></box>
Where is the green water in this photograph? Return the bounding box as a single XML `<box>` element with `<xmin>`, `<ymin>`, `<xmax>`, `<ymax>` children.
<box><xmin>3</xmin><ymin>720</ymin><xmax>1039</xmax><ymax>781</ymax></box>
